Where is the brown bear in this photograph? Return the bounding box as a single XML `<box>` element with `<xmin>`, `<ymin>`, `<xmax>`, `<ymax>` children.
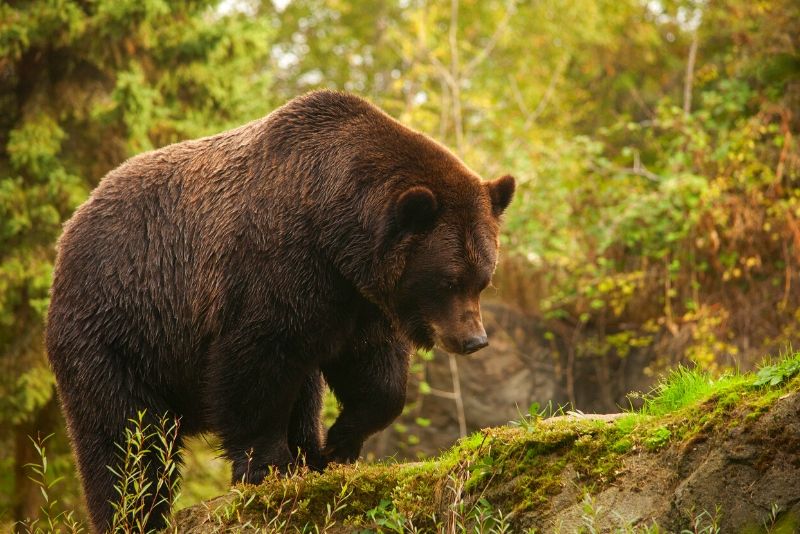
<box><xmin>46</xmin><ymin>90</ymin><xmax>515</xmax><ymax>532</ymax></box>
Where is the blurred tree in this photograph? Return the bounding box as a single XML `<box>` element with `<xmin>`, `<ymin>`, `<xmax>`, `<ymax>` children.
<box><xmin>0</xmin><ymin>0</ymin><xmax>274</xmax><ymax>523</ymax></box>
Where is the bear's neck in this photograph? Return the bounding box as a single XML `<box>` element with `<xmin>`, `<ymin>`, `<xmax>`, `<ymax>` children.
<box><xmin>252</xmin><ymin>127</ymin><xmax>406</xmax><ymax>313</ymax></box>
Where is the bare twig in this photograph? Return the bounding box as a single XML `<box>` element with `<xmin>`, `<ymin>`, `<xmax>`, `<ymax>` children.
<box><xmin>528</xmin><ymin>53</ymin><xmax>570</xmax><ymax>126</ymax></box>
<box><xmin>449</xmin><ymin>0</ymin><xmax>464</xmax><ymax>154</ymax></box>
<box><xmin>683</xmin><ymin>30</ymin><xmax>699</xmax><ymax>115</ymax></box>
<box><xmin>448</xmin><ymin>353</ymin><xmax>467</xmax><ymax>438</ymax></box>
<box><xmin>508</xmin><ymin>75</ymin><xmax>530</xmax><ymax>117</ymax></box>
<box><xmin>462</xmin><ymin>2</ymin><xmax>515</xmax><ymax>77</ymax></box>
<box><xmin>427</xmin><ymin>387</ymin><xmax>459</xmax><ymax>400</ymax></box>
<box><xmin>588</xmin><ymin>160</ymin><xmax>663</xmax><ymax>182</ymax></box>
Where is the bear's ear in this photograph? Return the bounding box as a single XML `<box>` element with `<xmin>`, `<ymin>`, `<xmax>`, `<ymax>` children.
<box><xmin>396</xmin><ymin>186</ymin><xmax>438</xmax><ymax>232</ymax></box>
<box><xmin>487</xmin><ymin>175</ymin><xmax>516</xmax><ymax>217</ymax></box>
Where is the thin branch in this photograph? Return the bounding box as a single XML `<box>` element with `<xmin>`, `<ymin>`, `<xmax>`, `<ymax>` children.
<box><xmin>683</xmin><ymin>30</ymin><xmax>699</xmax><ymax>115</ymax></box>
<box><xmin>632</xmin><ymin>149</ymin><xmax>662</xmax><ymax>182</ymax></box>
<box><xmin>448</xmin><ymin>352</ymin><xmax>467</xmax><ymax>438</ymax></box>
<box><xmin>507</xmin><ymin>52</ymin><xmax>570</xmax><ymax>134</ymax></box>
<box><xmin>588</xmin><ymin>161</ymin><xmax>663</xmax><ymax>182</ymax></box>
<box><xmin>449</xmin><ymin>0</ymin><xmax>464</xmax><ymax>154</ymax></box>
<box><xmin>628</xmin><ymin>83</ymin><xmax>655</xmax><ymax>118</ymax></box>
<box><xmin>449</xmin><ymin>0</ymin><xmax>459</xmax><ymax>76</ymax></box>
<box><xmin>427</xmin><ymin>387</ymin><xmax>458</xmax><ymax>400</ymax></box>
<box><xmin>495</xmin><ymin>52</ymin><xmax>570</xmax><ymax>172</ymax></box>
<box><xmin>462</xmin><ymin>2</ymin><xmax>515</xmax><ymax>77</ymax></box>
<box><xmin>529</xmin><ymin>53</ymin><xmax>570</xmax><ymax>125</ymax></box>
<box><xmin>508</xmin><ymin>75</ymin><xmax>530</xmax><ymax>117</ymax></box>
<box><xmin>429</xmin><ymin>54</ymin><xmax>457</xmax><ymax>90</ymax></box>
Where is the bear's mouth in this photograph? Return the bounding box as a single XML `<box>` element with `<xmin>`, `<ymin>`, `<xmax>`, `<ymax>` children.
<box><xmin>408</xmin><ymin>321</ymin><xmax>436</xmax><ymax>350</ymax></box>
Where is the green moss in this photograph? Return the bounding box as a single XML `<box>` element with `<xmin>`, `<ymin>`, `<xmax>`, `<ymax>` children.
<box><xmin>195</xmin><ymin>354</ymin><xmax>800</xmax><ymax>532</ymax></box>
<box><xmin>644</xmin><ymin>427</ymin><xmax>672</xmax><ymax>451</ymax></box>
<box><xmin>610</xmin><ymin>437</ymin><xmax>633</xmax><ymax>454</ymax></box>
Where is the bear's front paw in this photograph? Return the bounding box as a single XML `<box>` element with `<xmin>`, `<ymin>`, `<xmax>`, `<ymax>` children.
<box><xmin>232</xmin><ymin>463</ymin><xmax>275</xmax><ymax>485</ymax></box>
<box><xmin>322</xmin><ymin>430</ymin><xmax>363</xmax><ymax>466</ymax></box>
<box><xmin>293</xmin><ymin>447</ymin><xmax>326</xmax><ymax>472</ymax></box>
<box><xmin>231</xmin><ymin>445</ymin><xmax>294</xmax><ymax>484</ymax></box>
<box><xmin>321</xmin><ymin>443</ymin><xmax>361</xmax><ymax>466</ymax></box>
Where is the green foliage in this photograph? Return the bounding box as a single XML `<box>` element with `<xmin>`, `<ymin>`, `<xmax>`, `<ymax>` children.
<box><xmin>16</xmin><ymin>434</ymin><xmax>84</xmax><ymax>534</ymax></box>
<box><xmin>1</xmin><ymin>365</ymin><xmax>55</xmax><ymax>426</ymax></box>
<box><xmin>753</xmin><ymin>353</ymin><xmax>800</xmax><ymax>387</ymax></box>
<box><xmin>491</xmin><ymin>0</ymin><xmax>800</xmax><ymax>376</ymax></box>
<box><xmin>644</xmin><ymin>426</ymin><xmax>672</xmax><ymax>451</ymax></box>
<box><xmin>364</xmin><ymin>499</ymin><xmax>412</xmax><ymax>533</ymax></box>
<box><xmin>641</xmin><ymin>366</ymin><xmax>716</xmax><ymax>416</ymax></box>
<box><xmin>109</xmin><ymin>412</ymin><xmax>182</xmax><ymax>533</ymax></box>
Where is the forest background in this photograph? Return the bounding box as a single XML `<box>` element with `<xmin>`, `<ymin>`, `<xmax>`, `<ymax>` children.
<box><xmin>1</xmin><ymin>0</ymin><xmax>798</xmax><ymax>526</ymax></box>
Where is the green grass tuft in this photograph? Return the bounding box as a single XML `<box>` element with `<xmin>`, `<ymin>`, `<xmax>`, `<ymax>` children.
<box><xmin>641</xmin><ymin>366</ymin><xmax>717</xmax><ymax>415</ymax></box>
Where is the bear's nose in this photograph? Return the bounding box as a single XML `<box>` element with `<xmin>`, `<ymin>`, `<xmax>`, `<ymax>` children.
<box><xmin>462</xmin><ymin>335</ymin><xmax>489</xmax><ymax>354</ymax></box>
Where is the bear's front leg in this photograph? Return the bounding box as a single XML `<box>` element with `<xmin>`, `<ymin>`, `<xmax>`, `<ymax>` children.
<box><xmin>207</xmin><ymin>337</ymin><xmax>307</xmax><ymax>484</ymax></box>
<box><xmin>321</xmin><ymin>338</ymin><xmax>410</xmax><ymax>465</ymax></box>
<box><xmin>287</xmin><ymin>370</ymin><xmax>326</xmax><ymax>470</ymax></box>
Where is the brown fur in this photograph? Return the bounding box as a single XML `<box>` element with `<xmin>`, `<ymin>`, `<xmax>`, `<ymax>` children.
<box><xmin>46</xmin><ymin>90</ymin><xmax>514</xmax><ymax>532</ymax></box>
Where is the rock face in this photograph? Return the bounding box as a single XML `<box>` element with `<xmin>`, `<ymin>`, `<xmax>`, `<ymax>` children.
<box><xmin>173</xmin><ymin>388</ymin><xmax>800</xmax><ymax>533</ymax></box>
<box><xmin>551</xmin><ymin>392</ymin><xmax>800</xmax><ymax>532</ymax></box>
<box><xmin>364</xmin><ymin>301</ymin><xmax>658</xmax><ymax>459</ymax></box>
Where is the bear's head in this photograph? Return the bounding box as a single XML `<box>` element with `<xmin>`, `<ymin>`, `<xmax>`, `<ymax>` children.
<box><xmin>390</xmin><ymin>173</ymin><xmax>515</xmax><ymax>355</ymax></box>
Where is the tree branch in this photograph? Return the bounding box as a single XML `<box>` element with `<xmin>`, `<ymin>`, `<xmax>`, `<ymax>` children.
<box><xmin>462</xmin><ymin>1</ymin><xmax>515</xmax><ymax>77</ymax></box>
<box><xmin>683</xmin><ymin>30</ymin><xmax>699</xmax><ymax>115</ymax></box>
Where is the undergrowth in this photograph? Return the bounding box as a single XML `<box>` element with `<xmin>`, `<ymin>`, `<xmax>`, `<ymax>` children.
<box><xmin>17</xmin><ymin>413</ymin><xmax>182</xmax><ymax>534</ymax></box>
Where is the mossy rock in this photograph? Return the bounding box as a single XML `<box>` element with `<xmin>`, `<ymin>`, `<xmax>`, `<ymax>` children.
<box><xmin>173</xmin><ymin>375</ymin><xmax>800</xmax><ymax>533</ymax></box>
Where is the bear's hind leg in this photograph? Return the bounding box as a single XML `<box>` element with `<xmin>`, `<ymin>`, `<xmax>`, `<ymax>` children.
<box><xmin>58</xmin><ymin>373</ymin><xmax>182</xmax><ymax>533</ymax></box>
<box><xmin>68</xmin><ymin>424</ymin><xmax>123</xmax><ymax>533</ymax></box>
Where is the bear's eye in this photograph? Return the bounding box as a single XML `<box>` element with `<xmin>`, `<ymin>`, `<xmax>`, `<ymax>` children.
<box><xmin>439</xmin><ymin>278</ymin><xmax>459</xmax><ymax>291</ymax></box>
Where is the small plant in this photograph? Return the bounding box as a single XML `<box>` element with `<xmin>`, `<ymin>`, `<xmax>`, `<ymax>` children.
<box><xmin>577</xmin><ymin>493</ymin><xmax>602</xmax><ymax>534</ymax></box>
<box><xmin>753</xmin><ymin>355</ymin><xmax>800</xmax><ymax>387</ymax></box>
<box><xmin>763</xmin><ymin>503</ymin><xmax>782</xmax><ymax>533</ymax></box>
<box><xmin>17</xmin><ymin>433</ymin><xmax>85</xmax><ymax>534</ymax></box>
<box><xmin>313</xmin><ymin>480</ymin><xmax>353</xmax><ymax>533</ymax></box>
<box><xmin>108</xmin><ymin>411</ymin><xmax>182</xmax><ymax>533</ymax></box>
<box><xmin>212</xmin><ymin>486</ymin><xmax>257</xmax><ymax>524</ymax></box>
<box><xmin>679</xmin><ymin>507</ymin><xmax>721</xmax><ymax>534</ymax></box>
<box><xmin>365</xmin><ymin>498</ymin><xmax>417</xmax><ymax>533</ymax></box>
<box><xmin>468</xmin><ymin>498</ymin><xmax>511</xmax><ymax>534</ymax></box>
<box><xmin>512</xmin><ymin>400</ymin><xmax>570</xmax><ymax>432</ymax></box>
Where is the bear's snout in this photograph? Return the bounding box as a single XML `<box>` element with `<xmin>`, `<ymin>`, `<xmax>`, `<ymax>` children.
<box><xmin>462</xmin><ymin>334</ymin><xmax>489</xmax><ymax>354</ymax></box>
<box><xmin>437</xmin><ymin>317</ymin><xmax>489</xmax><ymax>355</ymax></box>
